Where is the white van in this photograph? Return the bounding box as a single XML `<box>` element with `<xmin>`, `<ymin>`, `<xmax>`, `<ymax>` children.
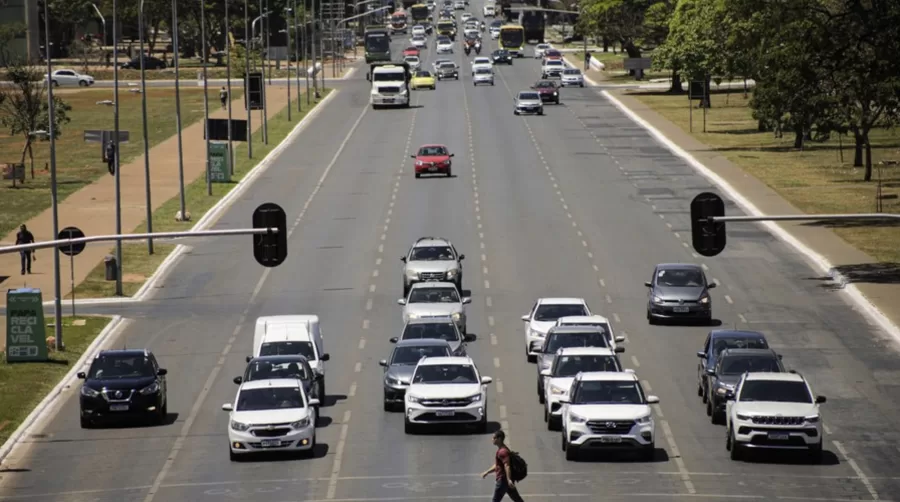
<box><xmin>251</xmin><ymin>315</ymin><xmax>330</xmax><ymax>396</ymax></box>
<box><xmin>483</xmin><ymin>4</ymin><xmax>495</xmax><ymax>17</ymax></box>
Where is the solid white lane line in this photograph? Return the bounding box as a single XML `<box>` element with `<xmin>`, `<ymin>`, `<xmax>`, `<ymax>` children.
<box><xmin>725</xmin><ymin>295</ymin><xmax>734</xmax><ymax>304</ymax></box>
<box><xmin>833</xmin><ymin>441</ymin><xmax>880</xmax><ymax>500</ymax></box>
<box><xmin>326</xmin><ymin>410</ymin><xmax>352</xmax><ymax>499</ymax></box>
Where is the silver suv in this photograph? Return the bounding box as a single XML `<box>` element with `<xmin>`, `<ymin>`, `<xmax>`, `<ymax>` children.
<box><xmin>401</xmin><ymin>237</ymin><xmax>465</xmax><ymax>295</ymax></box>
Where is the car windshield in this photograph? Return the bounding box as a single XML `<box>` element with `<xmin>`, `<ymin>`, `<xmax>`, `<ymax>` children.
<box><xmin>739</xmin><ymin>380</ymin><xmax>812</xmax><ymax>403</ymax></box>
<box><xmin>410</xmin><ymin>244</ymin><xmax>453</xmax><ymax>259</ymax></box>
<box><xmin>475</xmin><ymin>59</ymin><xmax>490</xmax><ymax>64</ymax></box>
<box><xmin>559</xmin><ymin>322</ymin><xmax>612</xmax><ymax>342</ymax></box>
<box><xmin>246</xmin><ymin>359</ymin><xmax>310</xmax><ymax>381</ymax></box>
<box><xmin>535</xmin><ymin>81</ymin><xmax>555</xmax><ymax>88</ymax></box>
<box><xmin>438</xmin><ymin>38</ymin><xmax>450</xmax><ymax>43</ymax></box>
<box><xmin>259</xmin><ymin>341</ymin><xmax>316</xmax><ymax>360</ymax></box>
<box><xmin>519</xmin><ymin>92</ymin><xmax>540</xmax><ymax>100</ymax></box>
<box><xmin>573</xmin><ymin>380</ymin><xmax>644</xmax><ymax>405</ymax></box>
<box><xmin>409</xmin><ymin>286</ymin><xmax>460</xmax><ymax>303</ymax></box>
<box><xmin>546</xmin><ymin>50</ymin><xmax>561</xmax><ymax>57</ymax></box>
<box><xmin>439</xmin><ymin>63</ymin><xmax>456</xmax><ymax>69</ymax></box>
<box><xmin>415</xmin><ymin>71</ymin><xmax>432</xmax><ymax>77</ymax></box>
<box><xmin>403</xmin><ymin>322</ymin><xmax>460</xmax><ymax>342</ymax></box>
<box><xmin>236</xmin><ymin>387</ymin><xmax>305</xmax><ymax>411</ymax></box>
<box><xmin>554</xmin><ymin>355</ymin><xmax>621</xmax><ymax>377</ymax></box>
<box><xmin>413</xmin><ymin>36</ymin><xmax>425</xmax><ymax>41</ymax></box>
<box><xmin>534</xmin><ymin>303</ymin><xmax>588</xmax><ymax>321</ymax></box>
<box><xmin>476</xmin><ymin>68</ymin><xmax>491</xmax><ymax>74</ymax></box>
<box><xmin>537</xmin><ymin>44</ymin><xmax>549</xmax><ymax>49</ymax></box>
<box><xmin>656</xmin><ymin>268</ymin><xmax>705</xmax><ymax>287</ymax></box>
<box><xmin>373</xmin><ymin>72</ymin><xmax>404</xmax><ymax>82</ymax></box>
<box><xmin>712</xmin><ymin>336</ymin><xmax>768</xmax><ymax>355</ymax></box>
<box><xmin>87</xmin><ymin>354</ymin><xmax>154</xmax><ymax>379</ymax></box>
<box><xmin>392</xmin><ymin>345</ymin><xmax>452</xmax><ymax>365</ymax></box>
<box><xmin>413</xmin><ymin>364</ymin><xmax>478</xmax><ymax>384</ymax></box>
<box><xmin>545</xmin><ymin>331</ymin><xmax>609</xmax><ymax>353</ymax></box>
<box><xmin>563</xmin><ymin>69</ymin><xmax>581</xmax><ymax>75</ymax></box>
<box><xmin>546</xmin><ymin>61</ymin><xmax>563</xmax><ymax>66</ymax></box>
<box><xmin>405</xmin><ymin>57</ymin><xmax>419</xmax><ymax>63</ymax></box>
<box><xmin>721</xmin><ymin>356</ymin><xmax>781</xmax><ymax>375</ymax></box>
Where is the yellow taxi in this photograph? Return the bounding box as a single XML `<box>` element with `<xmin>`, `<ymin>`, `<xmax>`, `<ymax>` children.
<box><xmin>410</xmin><ymin>70</ymin><xmax>437</xmax><ymax>90</ymax></box>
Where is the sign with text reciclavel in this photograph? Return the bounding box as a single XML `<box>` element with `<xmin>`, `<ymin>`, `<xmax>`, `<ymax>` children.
<box><xmin>6</xmin><ymin>288</ymin><xmax>49</xmax><ymax>362</ymax></box>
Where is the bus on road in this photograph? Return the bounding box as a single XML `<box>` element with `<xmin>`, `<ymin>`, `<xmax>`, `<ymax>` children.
<box><xmin>410</xmin><ymin>3</ymin><xmax>430</xmax><ymax>23</ymax></box>
<box><xmin>364</xmin><ymin>28</ymin><xmax>392</xmax><ymax>63</ymax></box>
<box><xmin>390</xmin><ymin>10</ymin><xmax>409</xmax><ymax>34</ymax></box>
<box><xmin>498</xmin><ymin>24</ymin><xmax>525</xmax><ymax>57</ymax></box>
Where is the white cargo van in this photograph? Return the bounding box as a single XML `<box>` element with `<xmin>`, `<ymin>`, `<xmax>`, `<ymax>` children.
<box><xmin>251</xmin><ymin>315</ymin><xmax>330</xmax><ymax>397</ymax></box>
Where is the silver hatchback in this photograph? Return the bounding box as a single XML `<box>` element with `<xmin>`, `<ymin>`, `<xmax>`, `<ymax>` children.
<box><xmin>514</xmin><ymin>91</ymin><xmax>543</xmax><ymax>115</ymax></box>
<box><xmin>473</xmin><ymin>68</ymin><xmax>494</xmax><ymax>86</ymax></box>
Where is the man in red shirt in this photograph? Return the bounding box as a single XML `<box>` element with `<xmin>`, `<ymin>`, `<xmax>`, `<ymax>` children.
<box><xmin>481</xmin><ymin>430</ymin><xmax>525</xmax><ymax>501</ymax></box>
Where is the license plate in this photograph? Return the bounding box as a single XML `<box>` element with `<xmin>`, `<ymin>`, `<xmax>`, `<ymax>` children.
<box><xmin>435</xmin><ymin>410</ymin><xmax>456</xmax><ymax>417</ymax></box>
<box><xmin>768</xmin><ymin>433</ymin><xmax>790</xmax><ymax>440</ymax></box>
<box><xmin>599</xmin><ymin>436</ymin><xmax>622</xmax><ymax>443</ymax></box>
<box><xmin>384</xmin><ymin>99</ymin><xmax>394</xmax><ymax>103</ymax></box>
<box><xmin>673</xmin><ymin>306</ymin><xmax>690</xmax><ymax>313</ymax></box>
<box><xmin>261</xmin><ymin>439</ymin><xmax>282</xmax><ymax>447</ymax></box>
<box><xmin>429</xmin><ymin>166</ymin><xmax>437</xmax><ymax>172</ymax></box>
<box><xmin>109</xmin><ymin>404</ymin><xmax>129</xmax><ymax>412</ymax></box>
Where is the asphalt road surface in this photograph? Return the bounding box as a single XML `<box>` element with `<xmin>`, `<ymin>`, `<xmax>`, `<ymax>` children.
<box><xmin>2</xmin><ymin>8</ymin><xmax>899</xmax><ymax>502</ymax></box>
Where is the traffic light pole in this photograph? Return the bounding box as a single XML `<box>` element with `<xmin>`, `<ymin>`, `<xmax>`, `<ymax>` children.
<box><xmin>709</xmin><ymin>214</ymin><xmax>900</xmax><ymax>223</ymax></box>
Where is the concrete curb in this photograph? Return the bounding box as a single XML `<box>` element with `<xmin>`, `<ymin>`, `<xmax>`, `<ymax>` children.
<box><xmin>40</xmin><ymin>89</ymin><xmax>340</xmax><ymax>308</ymax></box>
<box><xmin>0</xmin><ymin>316</ymin><xmax>128</xmax><ymax>464</ymax></box>
<box><xmin>597</xmin><ymin>85</ymin><xmax>900</xmax><ymax>343</ymax></box>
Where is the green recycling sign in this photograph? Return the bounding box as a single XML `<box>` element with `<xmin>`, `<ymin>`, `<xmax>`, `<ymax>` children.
<box><xmin>6</xmin><ymin>288</ymin><xmax>49</xmax><ymax>362</ymax></box>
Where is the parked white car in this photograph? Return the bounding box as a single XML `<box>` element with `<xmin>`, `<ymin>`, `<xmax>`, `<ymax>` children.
<box><xmin>560</xmin><ymin>371</ymin><xmax>657</xmax><ymax>461</ymax></box>
<box><xmin>404</xmin><ymin>356</ymin><xmax>492</xmax><ymax>433</ymax></box>
<box><xmin>521</xmin><ymin>297</ymin><xmax>590</xmax><ymax>361</ymax></box>
<box><xmin>222</xmin><ymin>378</ymin><xmax>320</xmax><ymax>460</ymax></box>
<box><xmin>45</xmin><ymin>69</ymin><xmax>95</xmax><ymax>87</ymax></box>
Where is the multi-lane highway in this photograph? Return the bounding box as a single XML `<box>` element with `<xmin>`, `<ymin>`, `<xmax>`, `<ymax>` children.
<box><xmin>1</xmin><ymin>5</ymin><xmax>899</xmax><ymax>501</ymax></box>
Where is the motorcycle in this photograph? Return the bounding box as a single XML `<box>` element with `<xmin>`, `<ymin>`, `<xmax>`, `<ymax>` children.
<box><xmin>464</xmin><ymin>45</ymin><xmax>471</xmax><ymax>56</ymax></box>
<box><xmin>474</xmin><ymin>42</ymin><xmax>481</xmax><ymax>54</ymax></box>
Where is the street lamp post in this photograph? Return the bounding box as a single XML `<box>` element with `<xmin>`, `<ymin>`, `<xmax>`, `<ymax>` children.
<box><xmin>225</xmin><ymin>0</ymin><xmax>234</xmax><ymax>175</ymax></box>
<box><xmin>89</xmin><ymin>3</ymin><xmax>106</xmax><ymax>51</ymax></box>
<box><xmin>311</xmin><ymin>0</ymin><xmax>319</xmax><ymax>99</ymax></box>
<box><xmin>259</xmin><ymin>0</ymin><xmax>268</xmax><ymax>145</ymax></box>
<box><xmin>172</xmin><ymin>0</ymin><xmax>187</xmax><ymax>219</ymax></box>
<box><xmin>138</xmin><ymin>0</ymin><xmax>154</xmax><ymax>254</ymax></box>
<box><xmin>265</xmin><ymin>0</ymin><xmax>271</xmax><ymax>85</ymax></box>
<box><xmin>244</xmin><ymin>0</ymin><xmax>253</xmax><ymax>159</ymax></box>
<box><xmin>285</xmin><ymin>10</ymin><xmax>291</xmax><ymax>121</ymax></box>
<box><xmin>42</xmin><ymin>2</ymin><xmax>62</xmax><ymax>351</ymax></box>
<box><xmin>113</xmin><ymin>0</ymin><xmax>123</xmax><ymax>297</ymax></box>
<box><xmin>201</xmin><ymin>0</ymin><xmax>212</xmax><ymax>196</ymax></box>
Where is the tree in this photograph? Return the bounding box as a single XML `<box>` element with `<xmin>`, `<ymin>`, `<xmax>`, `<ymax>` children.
<box><xmin>578</xmin><ymin>0</ymin><xmax>655</xmax><ymax>59</ymax></box>
<box><xmin>0</xmin><ymin>62</ymin><xmax>72</xmax><ymax>178</ymax></box>
<box><xmin>0</xmin><ymin>23</ymin><xmax>26</xmax><ymax>66</ymax></box>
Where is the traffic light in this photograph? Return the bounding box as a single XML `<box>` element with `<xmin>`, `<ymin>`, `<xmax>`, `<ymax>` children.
<box><xmin>252</xmin><ymin>202</ymin><xmax>287</xmax><ymax>267</ymax></box>
<box><xmin>690</xmin><ymin>192</ymin><xmax>726</xmax><ymax>257</ymax></box>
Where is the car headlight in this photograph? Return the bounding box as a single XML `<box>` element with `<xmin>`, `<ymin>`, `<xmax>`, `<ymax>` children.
<box><xmin>653</xmin><ymin>296</ymin><xmax>664</xmax><ymax>304</ymax></box>
<box><xmin>139</xmin><ymin>382</ymin><xmax>160</xmax><ymax>395</ymax></box>
<box><xmin>550</xmin><ymin>386</ymin><xmax>566</xmax><ymax>396</ymax></box>
<box><xmin>553</xmin><ymin>91</ymin><xmax>558</xmax><ymax>95</ymax></box>
<box><xmin>290</xmin><ymin>417</ymin><xmax>311</xmax><ymax>428</ymax></box>
<box><xmin>407</xmin><ymin>312</ymin><xmax>420</xmax><ymax>319</ymax></box>
<box><xmin>529</xmin><ymin>328</ymin><xmax>545</xmax><ymax>338</ymax></box>
<box><xmin>385</xmin><ymin>375</ymin><xmax>402</xmax><ymax>386</ymax></box>
<box><xmin>735</xmin><ymin>413</ymin><xmax>752</xmax><ymax>421</ymax></box>
<box><xmin>451</xmin><ymin>312</ymin><xmax>462</xmax><ymax>321</ymax></box>
<box><xmin>446</xmin><ymin>269</ymin><xmax>458</xmax><ymax>278</ymax></box>
<box><xmin>400</xmin><ymin>88</ymin><xmax>409</xmax><ymax>95</ymax></box>
<box><xmin>407</xmin><ymin>394</ymin><xmax>421</xmax><ymax>403</ymax></box>
<box><xmin>635</xmin><ymin>414</ymin><xmax>653</xmax><ymax>425</ymax></box>
<box><xmin>468</xmin><ymin>394</ymin><xmax>482</xmax><ymax>403</ymax></box>
<box><xmin>230</xmin><ymin>420</ymin><xmax>249</xmax><ymax>432</ymax></box>
<box><xmin>81</xmin><ymin>386</ymin><xmax>100</xmax><ymax>398</ymax></box>
<box><xmin>569</xmin><ymin>412</ymin><xmax>587</xmax><ymax>423</ymax></box>
<box><xmin>715</xmin><ymin>386</ymin><xmax>731</xmax><ymax>396</ymax></box>
<box><xmin>804</xmin><ymin>415</ymin><xmax>820</xmax><ymax>423</ymax></box>
<box><xmin>539</xmin><ymin>359</ymin><xmax>551</xmax><ymax>370</ymax></box>
<box><xmin>699</xmin><ymin>295</ymin><xmax>710</xmax><ymax>304</ymax></box>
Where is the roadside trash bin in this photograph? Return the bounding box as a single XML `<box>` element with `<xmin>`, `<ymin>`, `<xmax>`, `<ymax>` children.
<box><xmin>104</xmin><ymin>255</ymin><xmax>118</xmax><ymax>281</ymax></box>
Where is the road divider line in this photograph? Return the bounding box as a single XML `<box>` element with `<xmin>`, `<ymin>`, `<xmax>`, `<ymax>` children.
<box><xmin>354</xmin><ymin>362</ymin><xmax>361</xmax><ymax>373</ymax></box>
<box><xmin>358</xmin><ymin>338</ymin><xmax>366</xmax><ymax>349</ymax></box>
<box><xmin>490</xmin><ymin>334</ymin><xmax>498</xmax><ymax>346</ymax></box>
<box><xmin>493</xmin><ymin>357</ymin><xmax>501</xmax><ymax>368</ymax></box>
<box><xmin>497</xmin><ymin>381</ymin><xmax>504</xmax><ymax>394</ymax></box>
<box><xmin>499</xmin><ymin>405</ymin><xmax>507</xmax><ymax>419</ymax></box>
<box><xmin>365</xmin><ymin>299</ymin><xmax>373</xmax><ymax>311</ymax></box>
<box><xmin>724</xmin><ymin>295</ymin><xmax>734</xmax><ymax>304</ymax></box>
<box><xmin>833</xmin><ymin>441</ymin><xmax>880</xmax><ymax>500</ymax></box>
<box><xmin>488</xmin><ymin>316</ymin><xmax>495</xmax><ymax>327</ymax></box>
<box><xmin>349</xmin><ymin>382</ymin><xmax>357</xmax><ymax>397</ymax></box>
<box><xmin>486</xmin><ymin>296</ymin><xmax>492</xmax><ymax>307</ymax></box>
<box><xmin>484</xmin><ymin>280</ymin><xmax>490</xmax><ymax>289</ymax></box>
<box><xmin>660</xmin><ymin>420</ymin><xmax>696</xmax><ymax>494</ymax></box>
<box><xmin>612</xmin><ymin>313</ymin><xmax>621</xmax><ymax>323</ymax></box>
<box><xmin>738</xmin><ymin>314</ymin><xmax>747</xmax><ymax>323</ymax></box>
<box><xmin>326</xmin><ymin>410</ymin><xmax>352</xmax><ymax>499</ymax></box>
<box><xmin>631</xmin><ymin>356</ymin><xmax>641</xmax><ymax>368</ymax></box>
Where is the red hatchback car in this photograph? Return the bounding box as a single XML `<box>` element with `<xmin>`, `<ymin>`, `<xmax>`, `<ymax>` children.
<box><xmin>411</xmin><ymin>144</ymin><xmax>454</xmax><ymax>178</ymax></box>
<box><xmin>403</xmin><ymin>46</ymin><xmax>420</xmax><ymax>57</ymax></box>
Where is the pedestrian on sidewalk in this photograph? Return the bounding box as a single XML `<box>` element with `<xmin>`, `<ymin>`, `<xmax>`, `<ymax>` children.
<box><xmin>219</xmin><ymin>87</ymin><xmax>228</xmax><ymax>109</ymax></box>
<box><xmin>105</xmin><ymin>140</ymin><xmax>116</xmax><ymax>175</ymax></box>
<box><xmin>16</xmin><ymin>224</ymin><xmax>35</xmax><ymax>275</ymax></box>
<box><xmin>482</xmin><ymin>430</ymin><xmax>525</xmax><ymax>502</ymax></box>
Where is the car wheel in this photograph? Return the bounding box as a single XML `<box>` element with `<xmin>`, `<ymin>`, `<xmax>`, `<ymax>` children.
<box><xmin>808</xmin><ymin>441</ymin><xmax>823</xmax><ymax>463</ymax></box>
<box><xmin>527</xmin><ymin>353</ymin><xmax>536</xmax><ymax>363</ymax></box>
<box><xmin>80</xmin><ymin>415</ymin><xmax>92</xmax><ymax>429</ymax></box>
<box><xmin>404</xmin><ymin>418</ymin><xmax>417</xmax><ymax>434</ymax></box>
<box><xmin>447</xmin><ymin>168</ymin><xmax>452</xmax><ymax>177</ymax></box>
<box><xmin>706</xmin><ymin>397</ymin><xmax>713</xmax><ymax>417</ymax></box>
<box><xmin>415</xmin><ymin>173</ymin><xmax>421</xmax><ymax>178</ymax></box>
<box><xmin>79</xmin><ymin>81</ymin><xmax>88</xmax><ymax>87</ymax></box>
<box><xmin>648</xmin><ymin>313</ymin><xmax>657</xmax><ymax>325</ymax></box>
<box><xmin>697</xmin><ymin>382</ymin><xmax>704</xmax><ymax>398</ymax></box>
<box><xmin>565</xmin><ymin>442</ymin><xmax>579</xmax><ymax>461</ymax></box>
<box><xmin>727</xmin><ymin>427</ymin><xmax>742</xmax><ymax>460</ymax></box>
<box><xmin>454</xmin><ymin>278</ymin><xmax>462</xmax><ymax>292</ymax></box>
<box><xmin>475</xmin><ymin>415</ymin><xmax>488</xmax><ymax>433</ymax></box>
<box><xmin>580</xmin><ymin>83</ymin><xmax>585</xmax><ymax>88</ymax></box>
<box><xmin>543</xmin><ymin>406</ymin><xmax>549</xmax><ymax>423</ymax></box>
<box><xmin>403</xmin><ymin>281</ymin><xmax>410</xmax><ymax>296</ymax></box>
<box><xmin>555</xmin><ymin>99</ymin><xmax>560</xmax><ymax>105</ymax></box>
<box><xmin>229</xmin><ymin>446</ymin><xmax>239</xmax><ymax>462</ymax></box>
<box><xmin>538</xmin><ymin>110</ymin><xmax>543</xmax><ymax>115</ymax></box>
<box><xmin>641</xmin><ymin>443</ymin><xmax>655</xmax><ymax>461</ymax></box>
<box><xmin>318</xmin><ymin>380</ymin><xmax>326</xmax><ymax>401</ymax></box>
<box><xmin>711</xmin><ymin>409</ymin><xmax>724</xmax><ymax>425</ymax></box>
<box><xmin>514</xmin><ymin>110</ymin><xmax>519</xmax><ymax>115</ymax></box>
<box><xmin>383</xmin><ymin>399</ymin><xmax>392</xmax><ymax>412</ymax></box>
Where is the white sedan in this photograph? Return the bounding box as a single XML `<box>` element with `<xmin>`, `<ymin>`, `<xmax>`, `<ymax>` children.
<box><xmin>45</xmin><ymin>69</ymin><xmax>95</xmax><ymax>87</ymax></box>
<box><xmin>471</xmin><ymin>56</ymin><xmax>492</xmax><ymax>72</ymax></box>
<box><xmin>436</xmin><ymin>38</ymin><xmax>454</xmax><ymax>53</ymax></box>
<box><xmin>490</xmin><ymin>27</ymin><xmax>500</xmax><ymax>39</ymax></box>
<box><xmin>411</xmin><ymin>35</ymin><xmax>428</xmax><ymax>48</ymax></box>
<box><xmin>534</xmin><ymin>43</ymin><xmax>551</xmax><ymax>58</ymax></box>
<box><xmin>404</xmin><ymin>56</ymin><xmax>422</xmax><ymax>71</ymax></box>
<box><xmin>412</xmin><ymin>25</ymin><xmax>426</xmax><ymax>37</ymax></box>
<box><xmin>460</xmin><ymin>12</ymin><xmax>473</xmax><ymax>22</ymax></box>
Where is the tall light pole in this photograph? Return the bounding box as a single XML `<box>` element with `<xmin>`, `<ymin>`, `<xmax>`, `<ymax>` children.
<box><xmin>89</xmin><ymin>3</ymin><xmax>106</xmax><ymax>51</ymax></box>
<box><xmin>258</xmin><ymin>0</ymin><xmax>268</xmax><ymax>145</ymax></box>
<box><xmin>225</xmin><ymin>0</ymin><xmax>234</xmax><ymax>175</ymax></box>
<box><xmin>285</xmin><ymin>11</ymin><xmax>291</xmax><ymax>121</ymax></box>
<box><xmin>172</xmin><ymin>0</ymin><xmax>186</xmax><ymax>218</ymax></box>
<box><xmin>265</xmin><ymin>0</ymin><xmax>271</xmax><ymax>85</ymax></box>
<box><xmin>292</xmin><ymin>1</ymin><xmax>302</xmax><ymax>112</ymax></box>
<box><xmin>201</xmin><ymin>0</ymin><xmax>212</xmax><ymax>196</ymax></box>
<box><xmin>244</xmin><ymin>0</ymin><xmax>252</xmax><ymax>159</ymax></box>
<box><xmin>42</xmin><ymin>0</ymin><xmax>62</xmax><ymax>350</ymax></box>
<box><xmin>311</xmin><ymin>0</ymin><xmax>318</xmax><ymax>99</ymax></box>
<box><xmin>138</xmin><ymin>0</ymin><xmax>154</xmax><ymax>254</ymax></box>
<box><xmin>304</xmin><ymin>20</ymin><xmax>310</xmax><ymax>106</ymax></box>
<box><xmin>113</xmin><ymin>0</ymin><xmax>123</xmax><ymax>297</ymax></box>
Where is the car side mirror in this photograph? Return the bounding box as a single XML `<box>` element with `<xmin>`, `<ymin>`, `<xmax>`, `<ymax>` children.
<box><xmin>464</xmin><ymin>334</ymin><xmax>476</xmax><ymax>342</ymax></box>
<box><xmin>521</xmin><ymin>314</ymin><xmax>530</xmax><ymax>321</ymax></box>
<box><xmin>481</xmin><ymin>376</ymin><xmax>493</xmax><ymax>384</ymax></box>
<box><xmin>614</xmin><ymin>347</ymin><xmax>625</xmax><ymax>353</ymax></box>
<box><xmin>725</xmin><ymin>390</ymin><xmax>735</xmax><ymax>400</ymax></box>
<box><xmin>308</xmin><ymin>398</ymin><xmax>320</xmax><ymax>407</ymax></box>
<box><xmin>397</xmin><ymin>298</ymin><xmax>407</xmax><ymax>305</ymax></box>
<box><xmin>614</xmin><ymin>336</ymin><xmax>626</xmax><ymax>343</ymax></box>
<box><xmin>705</xmin><ymin>368</ymin><xmax>716</xmax><ymax>375</ymax></box>
<box><xmin>697</xmin><ymin>351</ymin><xmax>707</xmax><ymax>358</ymax></box>
<box><xmin>462</xmin><ymin>297</ymin><xmax>471</xmax><ymax>304</ymax></box>
<box><xmin>410</xmin><ymin>155</ymin><xmax>416</xmax><ymax>158</ymax></box>
<box><xmin>233</xmin><ymin>376</ymin><xmax>243</xmax><ymax>384</ymax></box>
<box><xmin>320</xmin><ymin>353</ymin><xmax>330</xmax><ymax>362</ymax></box>
<box><xmin>539</xmin><ymin>369</ymin><xmax>551</xmax><ymax>377</ymax></box>
<box><xmin>816</xmin><ymin>395</ymin><xmax>827</xmax><ymax>404</ymax></box>
<box><xmin>157</xmin><ymin>368</ymin><xmax>167</xmax><ymax>376</ymax></box>
<box><xmin>450</xmin><ymin>153</ymin><xmax>455</xmax><ymax>157</ymax></box>
<box><xmin>646</xmin><ymin>395</ymin><xmax>660</xmax><ymax>404</ymax></box>
<box><xmin>708</xmin><ymin>282</ymin><xmax>717</xmax><ymax>289</ymax></box>
<box><xmin>379</xmin><ymin>359</ymin><xmax>388</xmax><ymax>367</ymax></box>
<box><xmin>315</xmin><ymin>373</ymin><xmax>324</xmax><ymax>380</ymax></box>
<box><xmin>400</xmin><ymin>256</ymin><xmax>407</xmax><ymax>262</ymax></box>
<box><xmin>644</xmin><ymin>281</ymin><xmax>652</xmax><ymax>287</ymax></box>
<box><xmin>777</xmin><ymin>354</ymin><xmax>783</xmax><ymax>360</ymax></box>
<box><xmin>389</xmin><ymin>337</ymin><xmax>399</xmax><ymax>343</ymax></box>
<box><xmin>221</xmin><ymin>403</ymin><xmax>234</xmax><ymax>411</ymax></box>
<box><xmin>246</xmin><ymin>356</ymin><xmax>252</xmax><ymax>363</ymax></box>
<box><xmin>458</xmin><ymin>254</ymin><xmax>465</xmax><ymax>260</ymax></box>
<box><xmin>77</xmin><ymin>372</ymin><xmax>86</xmax><ymax>379</ymax></box>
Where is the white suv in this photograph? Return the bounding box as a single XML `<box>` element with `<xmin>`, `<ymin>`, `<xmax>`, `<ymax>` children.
<box><xmin>725</xmin><ymin>372</ymin><xmax>826</xmax><ymax>461</ymax></box>
<box><xmin>404</xmin><ymin>356</ymin><xmax>493</xmax><ymax>433</ymax></box>
<box><xmin>555</xmin><ymin>315</ymin><xmax>627</xmax><ymax>351</ymax></box>
<box><xmin>541</xmin><ymin>347</ymin><xmax>627</xmax><ymax>430</ymax></box>
<box><xmin>560</xmin><ymin>371</ymin><xmax>657</xmax><ymax>461</ymax></box>
<box><xmin>521</xmin><ymin>297</ymin><xmax>591</xmax><ymax>362</ymax></box>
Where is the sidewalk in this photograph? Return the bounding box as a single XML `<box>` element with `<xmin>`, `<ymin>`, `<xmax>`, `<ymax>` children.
<box><xmin>0</xmin><ymin>83</ymin><xmax>293</xmax><ymax>310</ymax></box>
<box><xmin>607</xmin><ymin>89</ymin><xmax>900</xmax><ymax>333</ymax></box>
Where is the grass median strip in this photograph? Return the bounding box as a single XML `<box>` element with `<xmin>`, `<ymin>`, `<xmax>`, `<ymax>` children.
<box><xmin>0</xmin><ymin>88</ymin><xmax>213</xmax><ymax>238</ymax></box>
<box><xmin>630</xmin><ymin>90</ymin><xmax>900</xmax><ymax>263</ymax></box>
<box><xmin>0</xmin><ymin>316</ymin><xmax>111</xmax><ymax>445</ymax></box>
<box><xmin>70</xmin><ymin>88</ymin><xmax>333</xmax><ymax>299</ymax></box>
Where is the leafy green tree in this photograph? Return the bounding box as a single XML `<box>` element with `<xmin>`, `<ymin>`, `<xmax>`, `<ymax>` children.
<box><xmin>578</xmin><ymin>0</ymin><xmax>655</xmax><ymax>58</ymax></box>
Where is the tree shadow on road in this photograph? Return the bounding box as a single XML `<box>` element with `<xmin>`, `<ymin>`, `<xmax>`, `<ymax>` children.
<box><xmin>831</xmin><ymin>262</ymin><xmax>900</xmax><ymax>285</ymax></box>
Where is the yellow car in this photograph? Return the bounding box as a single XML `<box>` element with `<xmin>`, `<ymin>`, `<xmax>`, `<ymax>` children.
<box><xmin>410</xmin><ymin>70</ymin><xmax>437</xmax><ymax>90</ymax></box>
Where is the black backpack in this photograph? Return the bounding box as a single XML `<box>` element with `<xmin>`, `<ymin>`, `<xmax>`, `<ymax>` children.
<box><xmin>508</xmin><ymin>450</ymin><xmax>527</xmax><ymax>482</ymax></box>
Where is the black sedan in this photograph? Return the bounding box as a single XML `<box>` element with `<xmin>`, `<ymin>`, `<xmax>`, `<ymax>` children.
<box><xmin>234</xmin><ymin>355</ymin><xmax>322</xmax><ymax>412</ymax></box>
<box><xmin>121</xmin><ymin>56</ymin><xmax>167</xmax><ymax>70</ymax></box>
<box><xmin>491</xmin><ymin>49</ymin><xmax>513</xmax><ymax>65</ymax></box>
<box><xmin>78</xmin><ymin>349</ymin><xmax>168</xmax><ymax>428</ymax></box>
